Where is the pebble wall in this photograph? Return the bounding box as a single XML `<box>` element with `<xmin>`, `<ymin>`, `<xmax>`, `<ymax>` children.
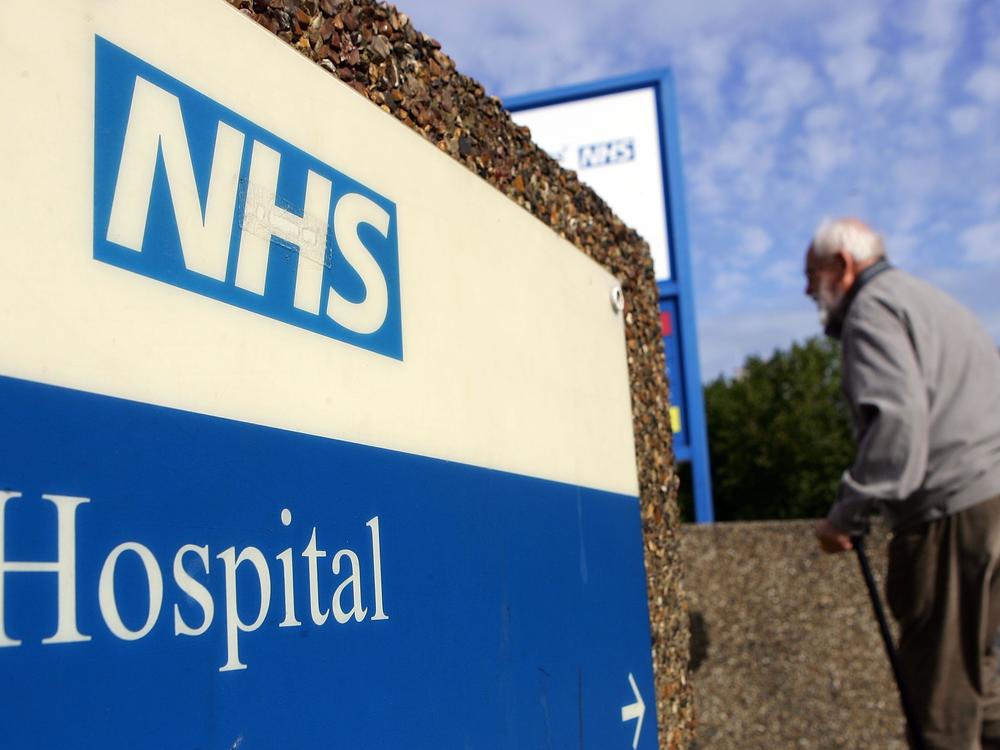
<box><xmin>223</xmin><ymin>0</ymin><xmax>693</xmax><ymax>747</ymax></box>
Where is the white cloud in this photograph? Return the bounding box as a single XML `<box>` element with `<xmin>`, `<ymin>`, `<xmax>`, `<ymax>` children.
<box><xmin>697</xmin><ymin>308</ymin><xmax>819</xmax><ymax>381</ymax></box>
<box><xmin>741</xmin><ymin>226</ymin><xmax>773</xmax><ymax>260</ymax></box>
<box><xmin>692</xmin><ymin>116</ymin><xmax>780</xmax><ymax>208</ymax></box>
<box><xmin>761</xmin><ymin>259</ymin><xmax>802</xmax><ymax>288</ymax></box>
<box><xmin>398</xmin><ymin>0</ymin><xmax>848</xmax><ymax>97</ymax></box>
<box><xmin>980</xmin><ymin>187</ymin><xmax>1000</xmax><ymax>215</ymax></box>
<box><xmin>711</xmin><ymin>118</ymin><xmax>772</xmax><ymax>171</ymax></box>
<box><xmin>900</xmin><ymin>0</ymin><xmax>968</xmax><ymax>48</ymax></box>
<box><xmin>858</xmin><ymin>76</ymin><xmax>904</xmax><ymax>108</ymax></box>
<box><xmin>961</xmin><ymin>221</ymin><xmax>1000</xmax><ymax>263</ymax></box>
<box><xmin>702</xmin><ymin>268</ymin><xmax>758</xmax><ymax>316</ymax></box>
<box><xmin>632</xmin><ymin>0</ymin><xmax>835</xmax><ymax>41</ymax></box>
<box><xmin>893</xmin><ymin>0</ymin><xmax>968</xmax><ymax>108</ymax></box>
<box><xmin>890</xmin><ymin>148</ymin><xmax>948</xmax><ymax>217</ymax></box>
<box><xmin>825</xmin><ymin>45</ymin><xmax>881</xmax><ymax>90</ymax></box>
<box><xmin>740</xmin><ymin>46</ymin><xmax>822</xmax><ymax>123</ymax></box>
<box><xmin>802</xmin><ymin>105</ymin><xmax>844</xmax><ymax>131</ymax></box>
<box><xmin>712</xmin><ymin>269</ymin><xmax>751</xmax><ymax>297</ymax></box>
<box><xmin>821</xmin><ymin>6</ymin><xmax>881</xmax><ymax>47</ymax></box>
<box><xmin>896</xmin><ymin>119</ymin><xmax>942</xmax><ymax>152</ymax></box>
<box><xmin>883</xmin><ymin>231</ymin><xmax>919</xmax><ymax>267</ymax></box>
<box><xmin>899</xmin><ymin>47</ymin><xmax>952</xmax><ymax>95</ymax></box>
<box><xmin>796</xmin><ymin>104</ymin><xmax>854</xmax><ymax>183</ymax></box>
<box><xmin>983</xmin><ymin>0</ymin><xmax>1000</xmax><ymax>63</ymax></box>
<box><xmin>688</xmin><ymin>163</ymin><xmax>728</xmax><ymax>216</ymax></box>
<box><xmin>893</xmin><ymin>204</ymin><xmax>925</xmax><ymax>235</ymax></box>
<box><xmin>680</xmin><ymin>33</ymin><xmax>735</xmax><ymax>121</ymax></box>
<box><xmin>818</xmin><ymin>7</ymin><xmax>882</xmax><ymax>90</ymax></box>
<box><xmin>966</xmin><ymin>65</ymin><xmax>1000</xmax><ymax>104</ymax></box>
<box><xmin>948</xmin><ymin>105</ymin><xmax>983</xmax><ymax>135</ymax></box>
<box><xmin>798</xmin><ymin>130</ymin><xmax>851</xmax><ymax>179</ymax></box>
<box><xmin>988</xmin><ymin>33</ymin><xmax>1000</xmax><ymax>65</ymax></box>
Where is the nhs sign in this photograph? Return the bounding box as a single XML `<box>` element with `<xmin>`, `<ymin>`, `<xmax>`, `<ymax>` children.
<box><xmin>94</xmin><ymin>37</ymin><xmax>403</xmax><ymax>359</ymax></box>
<box><xmin>2</xmin><ymin>5</ymin><xmax>657</xmax><ymax>745</ymax></box>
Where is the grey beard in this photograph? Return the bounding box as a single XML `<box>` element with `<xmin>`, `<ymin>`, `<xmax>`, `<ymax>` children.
<box><xmin>814</xmin><ymin>286</ymin><xmax>843</xmax><ymax>329</ymax></box>
<box><xmin>816</xmin><ymin>302</ymin><xmax>829</xmax><ymax>328</ymax></box>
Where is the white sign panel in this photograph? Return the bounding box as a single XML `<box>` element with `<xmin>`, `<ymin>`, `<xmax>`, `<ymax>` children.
<box><xmin>0</xmin><ymin>1</ymin><xmax>640</xmax><ymax>496</ymax></box>
<box><xmin>511</xmin><ymin>88</ymin><xmax>672</xmax><ymax>281</ymax></box>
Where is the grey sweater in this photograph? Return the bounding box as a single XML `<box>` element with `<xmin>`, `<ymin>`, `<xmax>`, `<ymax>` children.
<box><xmin>827</xmin><ymin>264</ymin><xmax>1000</xmax><ymax>534</ymax></box>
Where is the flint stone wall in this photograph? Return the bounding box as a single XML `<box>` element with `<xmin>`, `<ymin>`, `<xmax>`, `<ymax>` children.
<box><xmin>681</xmin><ymin>520</ymin><xmax>906</xmax><ymax>749</ymax></box>
<box><xmin>224</xmin><ymin>0</ymin><xmax>693</xmax><ymax>746</ymax></box>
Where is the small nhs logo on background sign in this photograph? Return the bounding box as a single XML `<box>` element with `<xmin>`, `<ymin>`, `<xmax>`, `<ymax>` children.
<box><xmin>93</xmin><ymin>37</ymin><xmax>402</xmax><ymax>359</ymax></box>
<box><xmin>578</xmin><ymin>137</ymin><xmax>635</xmax><ymax>169</ymax></box>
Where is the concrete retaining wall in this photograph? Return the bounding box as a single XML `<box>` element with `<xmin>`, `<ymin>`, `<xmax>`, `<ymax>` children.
<box><xmin>681</xmin><ymin>520</ymin><xmax>906</xmax><ymax>749</ymax></box>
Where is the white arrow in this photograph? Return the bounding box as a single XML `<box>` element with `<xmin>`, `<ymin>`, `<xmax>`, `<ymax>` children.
<box><xmin>620</xmin><ymin>672</ymin><xmax>646</xmax><ymax>750</ymax></box>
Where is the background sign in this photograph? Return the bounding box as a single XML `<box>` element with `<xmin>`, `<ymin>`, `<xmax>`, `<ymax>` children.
<box><xmin>0</xmin><ymin>2</ymin><xmax>657</xmax><ymax>747</ymax></box>
<box><xmin>510</xmin><ymin>88</ymin><xmax>672</xmax><ymax>282</ymax></box>
<box><xmin>508</xmin><ymin>72</ymin><xmax>715</xmax><ymax>523</ymax></box>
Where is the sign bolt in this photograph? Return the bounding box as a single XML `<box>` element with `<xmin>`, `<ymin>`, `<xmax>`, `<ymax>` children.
<box><xmin>610</xmin><ymin>286</ymin><xmax>625</xmax><ymax>313</ymax></box>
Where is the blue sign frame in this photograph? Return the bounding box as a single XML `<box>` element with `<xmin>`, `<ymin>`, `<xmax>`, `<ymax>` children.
<box><xmin>506</xmin><ymin>69</ymin><xmax>714</xmax><ymax>523</ymax></box>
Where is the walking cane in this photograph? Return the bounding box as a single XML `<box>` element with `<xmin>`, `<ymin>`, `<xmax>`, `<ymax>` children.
<box><xmin>850</xmin><ymin>533</ymin><xmax>927</xmax><ymax>750</ymax></box>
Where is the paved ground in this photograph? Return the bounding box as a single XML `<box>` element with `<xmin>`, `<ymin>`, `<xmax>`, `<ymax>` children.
<box><xmin>681</xmin><ymin>520</ymin><xmax>908</xmax><ymax>749</ymax></box>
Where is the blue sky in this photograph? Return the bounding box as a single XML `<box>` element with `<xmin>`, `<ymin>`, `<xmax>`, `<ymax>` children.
<box><xmin>398</xmin><ymin>0</ymin><xmax>1000</xmax><ymax>380</ymax></box>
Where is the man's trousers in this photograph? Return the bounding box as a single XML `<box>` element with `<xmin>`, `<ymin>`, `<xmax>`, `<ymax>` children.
<box><xmin>886</xmin><ymin>494</ymin><xmax>1000</xmax><ymax>750</ymax></box>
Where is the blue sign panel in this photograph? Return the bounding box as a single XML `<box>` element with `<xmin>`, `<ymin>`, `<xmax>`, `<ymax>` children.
<box><xmin>0</xmin><ymin>375</ymin><xmax>656</xmax><ymax>748</ymax></box>
<box><xmin>93</xmin><ymin>37</ymin><xmax>403</xmax><ymax>359</ymax></box>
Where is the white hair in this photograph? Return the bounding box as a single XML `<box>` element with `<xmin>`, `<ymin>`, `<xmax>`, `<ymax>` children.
<box><xmin>810</xmin><ymin>218</ymin><xmax>887</xmax><ymax>263</ymax></box>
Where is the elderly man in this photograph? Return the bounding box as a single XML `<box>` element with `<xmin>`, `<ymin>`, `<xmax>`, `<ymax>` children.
<box><xmin>806</xmin><ymin>217</ymin><xmax>1000</xmax><ymax>749</ymax></box>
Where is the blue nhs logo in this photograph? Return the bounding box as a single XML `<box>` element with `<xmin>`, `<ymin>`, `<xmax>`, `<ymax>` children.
<box><xmin>577</xmin><ymin>137</ymin><xmax>635</xmax><ymax>169</ymax></box>
<box><xmin>94</xmin><ymin>38</ymin><xmax>402</xmax><ymax>359</ymax></box>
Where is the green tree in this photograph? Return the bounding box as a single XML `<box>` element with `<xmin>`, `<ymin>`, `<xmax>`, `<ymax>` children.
<box><xmin>695</xmin><ymin>336</ymin><xmax>855</xmax><ymax>521</ymax></box>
